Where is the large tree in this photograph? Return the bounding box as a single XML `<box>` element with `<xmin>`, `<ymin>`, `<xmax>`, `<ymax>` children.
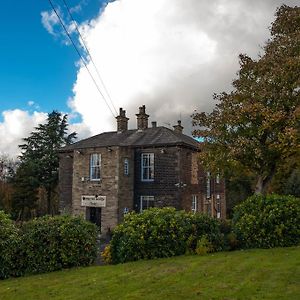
<box><xmin>192</xmin><ymin>5</ymin><xmax>300</xmax><ymax>194</ymax></box>
<box><xmin>15</xmin><ymin>111</ymin><xmax>76</xmax><ymax>216</ymax></box>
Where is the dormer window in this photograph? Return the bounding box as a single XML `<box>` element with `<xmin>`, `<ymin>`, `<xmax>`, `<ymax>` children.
<box><xmin>141</xmin><ymin>153</ymin><xmax>154</xmax><ymax>181</ymax></box>
<box><xmin>90</xmin><ymin>153</ymin><xmax>101</xmax><ymax>181</ymax></box>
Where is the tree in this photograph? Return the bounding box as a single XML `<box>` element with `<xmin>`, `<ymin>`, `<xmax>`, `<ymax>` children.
<box><xmin>15</xmin><ymin>111</ymin><xmax>76</xmax><ymax>216</ymax></box>
<box><xmin>0</xmin><ymin>154</ymin><xmax>18</xmax><ymax>213</ymax></box>
<box><xmin>192</xmin><ymin>5</ymin><xmax>300</xmax><ymax>194</ymax></box>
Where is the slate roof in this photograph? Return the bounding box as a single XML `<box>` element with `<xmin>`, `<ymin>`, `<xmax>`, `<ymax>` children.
<box><xmin>60</xmin><ymin>126</ymin><xmax>200</xmax><ymax>152</ymax></box>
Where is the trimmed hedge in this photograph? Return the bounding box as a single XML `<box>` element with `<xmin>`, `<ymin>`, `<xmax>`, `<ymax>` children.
<box><xmin>232</xmin><ymin>194</ymin><xmax>300</xmax><ymax>249</ymax></box>
<box><xmin>0</xmin><ymin>213</ymin><xmax>98</xmax><ymax>279</ymax></box>
<box><xmin>109</xmin><ymin>207</ymin><xmax>224</xmax><ymax>264</ymax></box>
<box><xmin>18</xmin><ymin>215</ymin><xmax>98</xmax><ymax>275</ymax></box>
<box><xmin>0</xmin><ymin>211</ymin><xmax>20</xmax><ymax>279</ymax></box>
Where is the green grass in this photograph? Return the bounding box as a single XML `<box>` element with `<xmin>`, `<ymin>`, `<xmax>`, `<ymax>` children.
<box><xmin>1</xmin><ymin>247</ymin><xmax>299</xmax><ymax>300</ymax></box>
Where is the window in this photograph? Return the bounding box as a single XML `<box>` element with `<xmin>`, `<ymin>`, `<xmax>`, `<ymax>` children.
<box><xmin>206</xmin><ymin>171</ymin><xmax>211</xmax><ymax>198</ymax></box>
<box><xmin>216</xmin><ymin>195</ymin><xmax>221</xmax><ymax>218</ymax></box>
<box><xmin>192</xmin><ymin>195</ymin><xmax>198</xmax><ymax>214</ymax></box>
<box><xmin>141</xmin><ymin>153</ymin><xmax>154</xmax><ymax>181</ymax></box>
<box><xmin>140</xmin><ymin>196</ymin><xmax>155</xmax><ymax>212</ymax></box>
<box><xmin>124</xmin><ymin>158</ymin><xmax>129</xmax><ymax>175</ymax></box>
<box><xmin>216</xmin><ymin>173</ymin><xmax>220</xmax><ymax>184</ymax></box>
<box><xmin>90</xmin><ymin>153</ymin><xmax>101</xmax><ymax>181</ymax></box>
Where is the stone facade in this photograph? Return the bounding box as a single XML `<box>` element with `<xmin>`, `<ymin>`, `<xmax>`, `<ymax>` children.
<box><xmin>58</xmin><ymin>105</ymin><xmax>226</xmax><ymax>235</ymax></box>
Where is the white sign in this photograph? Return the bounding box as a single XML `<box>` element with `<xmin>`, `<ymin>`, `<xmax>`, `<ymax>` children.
<box><xmin>81</xmin><ymin>195</ymin><xmax>106</xmax><ymax>207</ymax></box>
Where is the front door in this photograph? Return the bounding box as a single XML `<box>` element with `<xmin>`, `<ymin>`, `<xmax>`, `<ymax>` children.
<box><xmin>87</xmin><ymin>207</ymin><xmax>101</xmax><ymax>228</ymax></box>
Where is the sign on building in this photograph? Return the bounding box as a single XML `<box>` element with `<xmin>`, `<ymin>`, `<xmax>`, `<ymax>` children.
<box><xmin>81</xmin><ymin>195</ymin><xmax>106</xmax><ymax>207</ymax></box>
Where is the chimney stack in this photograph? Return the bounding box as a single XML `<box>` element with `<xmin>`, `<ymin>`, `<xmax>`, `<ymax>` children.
<box><xmin>173</xmin><ymin>120</ymin><xmax>183</xmax><ymax>134</ymax></box>
<box><xmin>136</xmin><ymin>105</ymin><xmax>149</xmax><ymax>130</ymax></box>
<box><xmin>116</xmin><ymin>108</ymin><xmax>129</xmax><ymax>132</ymax></box>
<box><xmin>151</xmin><ymin>121</ymin><xmax>157</xmax><ymax>128</ymax></box>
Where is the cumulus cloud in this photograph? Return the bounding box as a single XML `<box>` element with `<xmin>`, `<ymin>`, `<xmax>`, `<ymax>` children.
<box><xmin>68</xmin><ymin>0</ymin><xmax>298</xmax><ymax>136</ymax></box>
<box><xmin>0</xmin><ymin>110</ymin><xmax>47</xmax><ymax>157</ymax></box>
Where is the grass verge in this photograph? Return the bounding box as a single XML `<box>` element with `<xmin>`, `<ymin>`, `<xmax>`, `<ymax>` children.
<box><xmin>0</xmin><ymin>247</ymin><xmax>299</xmax><ymax>300</ymax></box>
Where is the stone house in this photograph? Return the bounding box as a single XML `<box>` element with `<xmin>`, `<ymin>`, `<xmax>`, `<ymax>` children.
<box><xmin>58</xmin><ymin>105</ymin><xmax>226</xmax><ymax>234</ymax></box>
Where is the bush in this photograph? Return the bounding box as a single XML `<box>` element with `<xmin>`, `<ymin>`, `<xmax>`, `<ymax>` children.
<box><xmin>0</xmin><ymin>211</ymin><xmax>20</xmax><ymax>279</ymax></box>
<box><xmin>18</xmin><ymin>215</ymin><xmax>98</xmax><ymax>275</ymax></box>
<box><xmin>232</xmin><ymin>194</ymin><xmax>300</xmax><ymax>249</ymax></box>
<box><xmin>109</xmin><ymin>207</ymin><xmax>224</xmax><ymax>264</ymax></box>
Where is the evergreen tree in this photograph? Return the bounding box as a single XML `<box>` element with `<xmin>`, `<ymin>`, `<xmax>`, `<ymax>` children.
<box><xmin>13</xmin><ymin>111</ymin><xmax>76</xmax><ymax>217</ymax></box>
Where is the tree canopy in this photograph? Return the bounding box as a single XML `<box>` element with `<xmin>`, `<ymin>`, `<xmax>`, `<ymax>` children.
<box><xmin>192</xmin><ymin>5</ymin><xmax>300</xmax><ymax>194</ymax></box>
<box><xmin>13</xmin><ymin>111</ymin><xmax>76</xmax><ymax>219</ymax></box>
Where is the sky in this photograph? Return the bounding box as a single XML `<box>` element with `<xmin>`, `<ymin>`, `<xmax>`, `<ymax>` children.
<box><xmin>0</xmin><ymin>0</ymin><xmax>298</xmax><ymax>157</ymax></box>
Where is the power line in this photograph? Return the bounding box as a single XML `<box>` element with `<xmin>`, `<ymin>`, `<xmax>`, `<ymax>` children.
<box><xmin>47</xmin><ymin>0</ymin><xmax>116</xmax><ymax>118</ymax></box>
<box><xmin>62</xmin><ymin>0</ymin><xmax>118</xmax><ymax>116</ymax></box>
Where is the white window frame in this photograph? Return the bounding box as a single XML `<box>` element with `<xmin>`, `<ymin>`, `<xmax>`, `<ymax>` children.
<box><xmin>216</xmin><ymin>173</ymin><xmax>220</xmax><ymax>184</ymax></box>
<box><xmin>206</xmin><ymin>171</ymin><xmax>211</xmax><ymax>198</ymax></box>
<box><xmin>140</xmin><ymin>196</ymin><xmax>155</xmax><ymax>212</ymax></box>
<box><xmin>124</xmin><ymin>158</ymin><xmax>129</xmax><ymax>176</ymax></box>
<box><xmin>90</xmin><ymin>153</ymin><xmax>101</xmax><ymax>181</ymax></box>
<box><xmin>141</xmin><ymin>153</ymin><xmax>154</xmax><ymax>182</ymax></box>
<box><xmin>192</xmin><ymin>195</ymin><xmax>198</xmax><ymax>214</ymax></box>
<box><xmin>216</xmin><ymin>194</ymin><xmax>221</xmax><ymax>218</ymax></box>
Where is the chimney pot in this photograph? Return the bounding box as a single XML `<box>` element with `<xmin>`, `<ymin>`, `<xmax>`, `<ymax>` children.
<box><xmin>152</xmin><ymin>121</ymin><xmax>157</xmax><ymax>128</ymax></box>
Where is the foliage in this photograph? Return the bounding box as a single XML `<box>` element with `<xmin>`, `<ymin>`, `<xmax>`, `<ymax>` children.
<box><xmin>0</xmin><ymin>211</ymin><xmax>20</xmax><ymax>279</ymax></box>
<box><xmin>192</xmin><ymin>5</ymin><xmax>300</xmax><ymax>194</ymax></box>
<box><xmin>195</xmin><ymin>235</ymin><xmax>213</xmax><ymax>255</ymax></box>
<box><xmin>16</xmin><ymin>215</ymin><xmax>98</xmax><ymax>275</ymax></box>
<box><xmin>101</xmin><ymin>245</ymin><xmax>112</xmax><ymax>264</ymax></box>
<box><xmin>109</xmin><ymin>207</ymin><xmax>224</xmax><ymax>264</ymax></box>
<box><xmin>232</xmin><ymin>194</ymin><xmax>300</xmax><ymax>249</ymax></box>
<box><xmin>13</xmin><ymin>111</ymin><xmax>76</xmax><ymax>218</ymax></box>
<box><xmin>1</xmin><ymin>247</ymin><xmax>299</xmax><ymax>299</ymax></box>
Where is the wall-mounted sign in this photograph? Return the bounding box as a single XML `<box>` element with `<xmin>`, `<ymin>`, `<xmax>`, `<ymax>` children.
<box><xmin>81</xmin><ymin>195</ymin><xmax>106</xmax><ymax>207</ymax></box>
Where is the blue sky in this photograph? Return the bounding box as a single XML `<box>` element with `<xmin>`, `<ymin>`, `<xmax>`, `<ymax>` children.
<box><xmin>0</xmin><ymin>0</ymin><xmax>105</xmax><ymax>118</ymax></box>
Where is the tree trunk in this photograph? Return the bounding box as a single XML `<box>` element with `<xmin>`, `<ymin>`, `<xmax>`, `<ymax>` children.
<box><xmin>254</xmin><ymin>167</ymin><xmax>276</xmax><ymax>195</ymax></box>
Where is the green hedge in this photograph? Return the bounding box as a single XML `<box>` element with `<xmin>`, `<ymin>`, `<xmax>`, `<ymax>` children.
<box><xmin>18</xmin><ymin>215</ymin><xmax>98</xmax><ymax>275</ymax></box>
<box><xmin>0</xmin><ymin>211</ymin><xmax>20</xmax><ymax>279</ymax></box>
<box><xmin>232</xmin><ymin>194</ymin><xmax>300</xmax><ymax>249</ymax></box>
<box><xmin>0</xmin><ymin>213</ymin><xmax>98</xmax><ymax>279</ymax></box>
<box><xmin>109</xmin><ymin>207</ymin><xmax>224</xmax><ymax>264</ymax></box>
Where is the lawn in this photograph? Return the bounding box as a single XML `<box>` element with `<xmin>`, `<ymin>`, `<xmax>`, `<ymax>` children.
<box><xmin>0</xmin><ymin>247</ymin><xmax>299</xmax><ymax>300</ymax></box>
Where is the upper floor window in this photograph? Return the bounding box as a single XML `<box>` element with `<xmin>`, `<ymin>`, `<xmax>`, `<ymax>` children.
<box><xmin>141</xmin><ymin>153</ymin><xmax>154</xmax><ymax>181</ymax></box>
<box><xmin>90</xmin><ymin>153</ymin><xmax>101</xmax><ymax>181</ymax></box>
<box><xmin>124</xmin><ymin>158</ymin><xmax>129</xmax><ymax>175</ymax></box>
<box><xmin>192</xmin><ymin>195</ymin><xmax>198</xmax><ymax>214</ymax></box>
<box><xmin>140</xmin><ymin>195</ymin><xmax>155</xmax><ymax>212</ymax></box>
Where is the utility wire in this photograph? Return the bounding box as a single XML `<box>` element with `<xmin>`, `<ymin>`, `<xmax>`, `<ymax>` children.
<box><xmin>62</xmin><ymin>0</ymin><xmax>118</xmax><ymax>116</ymax></box>
<box><xmin>47</xmin><ymin>0</ymin><xmax>116</xmax><ymax>118</ymax></box>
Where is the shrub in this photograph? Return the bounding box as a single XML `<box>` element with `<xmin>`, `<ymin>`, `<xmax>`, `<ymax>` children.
<box><xmin>195</xmin><ymin>235</ymin><xmax>213</xmax><ymax>255</ymax></box>
<box><xmin>0</xmin><ymin>211</ymin><xmax>20</xmax><ymax>279</ymax></box>
<box><xmin>109</xmin><ymin>207</ymin><xmax>224</xmax><ymax>264</ymax></box>
<box><xmin>232</xmin><ymin>194</ymin><xmax>300</xmax><ymax>249</ymax></box>
<box><xmin>18</xmin><ymin>215</ymin><xmax>98</xmax><ymax>274</ymax></box>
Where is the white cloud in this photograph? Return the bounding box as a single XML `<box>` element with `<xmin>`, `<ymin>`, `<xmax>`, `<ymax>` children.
<box><xmin>68</xmin><ymin>0</ymin><xmax>298</xmax><ymax>136</ymax></box>
<box><xmin>0</xmin><ymin>110</ymin><xmax>47</xmax><ymax>157</ymax></box>
<box><xmin>41</xmin><ymin>10</ymin><xmax>60</xmax><ymax>36</ymax></box>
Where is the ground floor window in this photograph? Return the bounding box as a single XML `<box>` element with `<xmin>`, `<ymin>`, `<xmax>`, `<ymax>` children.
<box><xmin>192</xmin><ymin>195</ymin><xmax>198</xmax><ymax>213</ymax></box>
<box><xmin>140</xmin><ymin>195</ymin><xmax>155</xmax><ymax>212</ymax></box>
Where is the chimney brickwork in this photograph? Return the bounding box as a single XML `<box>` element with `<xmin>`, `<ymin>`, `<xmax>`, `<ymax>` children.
<box><xmin>173</xmin><ymin>120</ymin><xmax>184</xmax><ymax>134</ymax></box>
<box><xmin>136</xmin><ymin>105</ymin><xmax>149</xmax><ymax>130</ymax></box>
<box><xmin>116</xmin><ymin>108</ymin><xmax>129</xmax><ymax>132</ymax></box>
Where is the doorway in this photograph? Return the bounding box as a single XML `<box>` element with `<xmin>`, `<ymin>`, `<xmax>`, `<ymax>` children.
<box><xmin>86</xmin><ymin>207</ymin><xmax>101</xmax><ymax>228</ymax></box>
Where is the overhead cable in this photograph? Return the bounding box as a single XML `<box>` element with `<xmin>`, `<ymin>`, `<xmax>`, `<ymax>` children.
<box><xmin>47</xmin><ymin>0</ymin><xmax>116</xmax><ymax>118</ymax></box>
